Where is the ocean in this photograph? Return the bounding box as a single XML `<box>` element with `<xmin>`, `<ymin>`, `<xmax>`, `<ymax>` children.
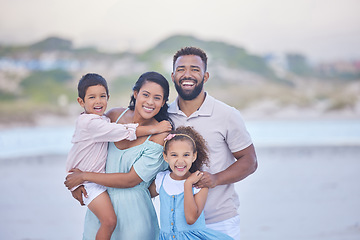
<box><xmin>0</xmin><ymin>119</ymin><xmax>359</xmax><ymax>159</ymax></box>
<box><xmin>1</xmin><ymin>119</ymin><xmax>360</xmax><ymax>240</ymax></box>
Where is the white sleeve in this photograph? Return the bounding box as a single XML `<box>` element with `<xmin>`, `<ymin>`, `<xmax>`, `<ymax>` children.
<box><xmin>154</xmin><ymin>171</ymin><xmax>167</xmax><ymax>194</ymax></box>
<box><xmin>193</xmin><ymin>187</ymin><xmax>201</xmax><ymax>195</ymax></box>
<box><xmin>225</xmin><ymin>107</ymin><xmax>252</xmax><ymax>152</ymax></box>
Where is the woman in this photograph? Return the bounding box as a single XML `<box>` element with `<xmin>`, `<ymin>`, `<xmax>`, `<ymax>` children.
<box><xmin>65</xmin><ymin>71</ymin><xmax>172</xmax><ymax>239</ymax></box>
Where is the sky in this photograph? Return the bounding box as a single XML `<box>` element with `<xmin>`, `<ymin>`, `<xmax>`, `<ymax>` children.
<box><xmin>0</xmin><ymin>0</ymin><xmax>359</xmax><ymax>62</ymax></box>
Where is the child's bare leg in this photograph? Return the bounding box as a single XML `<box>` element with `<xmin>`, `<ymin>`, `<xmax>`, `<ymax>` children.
<box><xmin>88</xmin><ymin>191</ymin><xmax>117</xmax><ymax>240</ymax></box>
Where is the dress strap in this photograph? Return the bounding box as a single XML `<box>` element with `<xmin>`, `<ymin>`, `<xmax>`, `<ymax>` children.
<box><xmin>115</xmin><ymin>108</ymin><xmax>129</xmax><ymax>123</ymax></box>
<box><xmin>160</xmin><ymin>172</ymin><xmax>167</xmax><ymax>188</ymax></box>
<box><xmin>116</xmin><ymin>108</ymin><xmax>152</xmax><ymax>141</ymax></box>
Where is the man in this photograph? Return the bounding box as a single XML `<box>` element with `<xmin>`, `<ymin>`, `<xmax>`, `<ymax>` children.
<box><xmin>168</xmin><ymin>47</ymin><xmax>257</xmax><ymax>239</ymax></box>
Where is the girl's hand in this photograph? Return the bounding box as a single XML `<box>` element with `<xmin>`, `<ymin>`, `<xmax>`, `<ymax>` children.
<box><xmin>64</xmin><ymin>168</ymin><xmax>85</xmax><ymax>190</ymax></box>
<box><xmin>185</xmin><ymin>171</ymin><xmax>204</xmax><ymax>186</ymax></box>
<box><xmin>194</xmin><ymin>171</ymin><xmax>218</xmax><ymax>189</ymax></box>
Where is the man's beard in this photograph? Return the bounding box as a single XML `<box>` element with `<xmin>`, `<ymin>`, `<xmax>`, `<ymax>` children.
<box><xmin>174</xmin><ymin>78</ymin><xmax>204</xmax><ymax>101</ymax></box>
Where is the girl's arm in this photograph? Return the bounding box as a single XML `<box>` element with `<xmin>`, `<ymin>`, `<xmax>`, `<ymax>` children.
<box><xmin>65</xmin><ymin>167</ymin><xmax>142</xmax><ymax>189</ymax></box>
<box><xmin>183</xmin><ymin>171</ymin><xmax>209</xmax><ymax>225</ymax></box>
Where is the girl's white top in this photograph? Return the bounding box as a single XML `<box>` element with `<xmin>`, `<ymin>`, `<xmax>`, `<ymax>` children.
<box><xmin>155</xmin><ymin>170</ymin><xmax>201</xmax><ymax>195</ymax></box>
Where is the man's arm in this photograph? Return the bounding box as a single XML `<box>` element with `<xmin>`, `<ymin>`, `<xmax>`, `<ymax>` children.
<box><xmin>195</xmin><ymin>144</ymin><xmax>257</xmax><ymax>188</ymax></box>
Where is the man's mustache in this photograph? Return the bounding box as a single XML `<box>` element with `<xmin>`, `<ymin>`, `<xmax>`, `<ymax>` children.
<box><xmin>180</xmin><ymin>77</ymin><xmax>197</xmax><ymax>83</ymax></box>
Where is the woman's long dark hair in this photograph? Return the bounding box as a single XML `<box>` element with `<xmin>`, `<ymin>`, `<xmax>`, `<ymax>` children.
<box><xmin>128</xmin><ymin>71</ymin><xmax>174</xmax><ymax>126</ymax></box>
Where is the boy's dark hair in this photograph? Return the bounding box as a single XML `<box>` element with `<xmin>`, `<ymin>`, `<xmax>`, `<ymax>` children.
<box><xmin>78</xmin><ymin>73</ymin><xmax>109</xmax><ymax>100</ymax></box>
<box><xmin>173</xmin><ymin>47</ymin><xmax>208</xmax><ymax>71</ymax></box>
<box><xmin>164</xmin><ymin>126</ymin><xmax>209</xmax><ymax>173</ymax></box>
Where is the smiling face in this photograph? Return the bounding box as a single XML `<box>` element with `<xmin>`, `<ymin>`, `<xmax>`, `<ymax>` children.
<box><xmin>133</xmin><ymin>80</ymin><xmax>165</xmax><ymax>120</ymax></box>
<box><xmin>78</xmin><ymin>84</ymin><xmax>108</xmax><ymax>116</ymax></box>
<box><xmin>164</xmin><ymin>139</ymin><xmax>197</xmax><ymax>180</ymax></box>
<box><xmin>171</xmin><ymin>55</ymin><xmax>209</xmax><ymax>101</ymax></box>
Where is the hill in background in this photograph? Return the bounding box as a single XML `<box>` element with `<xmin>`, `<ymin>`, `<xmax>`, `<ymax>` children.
<box><xmin>0</xmin><ymin>35</ymin><xmax>359</xmax><ymax>127</ymax></box>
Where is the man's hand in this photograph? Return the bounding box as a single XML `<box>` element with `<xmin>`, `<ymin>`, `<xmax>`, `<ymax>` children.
<box><xmin>193</xmin><ymin>171</ymin><xmax>218</xmax><ymax>189</ymax></box>
<box><xmin>71</xmin><ymin>185</ymin><xmax>87</xmax><ymax>206</ymax></box>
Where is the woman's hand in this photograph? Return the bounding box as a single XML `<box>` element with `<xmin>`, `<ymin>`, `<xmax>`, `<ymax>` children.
<box><xmin>64</xmin><ymin>168</ymin><xmax>85</xmax><ymax>190</ymax></box>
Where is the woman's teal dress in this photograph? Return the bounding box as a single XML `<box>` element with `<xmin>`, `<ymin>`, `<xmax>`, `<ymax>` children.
<box><xmin>82</xmin><ymin>110</ymin><xmax>168</xmax><ymax>240</ymax></box>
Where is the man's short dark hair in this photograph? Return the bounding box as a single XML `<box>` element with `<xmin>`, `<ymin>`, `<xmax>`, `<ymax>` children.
<box><xmin>77</xmin><ymin>73</ymin><xmax>109</xmax><ymax>100</ymax></box>
<box><xmin>173</xmin><ymin>47</ymin><xmax>208</xmax><ymax>71</ymax></box>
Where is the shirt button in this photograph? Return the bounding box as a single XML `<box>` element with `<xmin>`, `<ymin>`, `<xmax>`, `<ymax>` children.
<box><xmin>173</xmin><ymin>236</ymin><xmax>175</xmax><ymax>238</ymax></box>
<box><xmin>172</xmin><ymin>195</ymin><xmax>175</xmax><ymax>198</ymax></box>
<box><xmin>171</xmin><ymin>209</ymin><xmax>174</xmax><ymax>211</ymax></box>
<box><xmin>171</xmin><ymin>222</ymin><xmax>174</xmax><ymax>225</ymax></box>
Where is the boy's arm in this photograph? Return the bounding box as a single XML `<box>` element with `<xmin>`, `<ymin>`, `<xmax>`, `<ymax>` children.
<box><xmin>136</xmin><ymin>120</ymin><xmax>172</xmax><ymax>137</ymax></box>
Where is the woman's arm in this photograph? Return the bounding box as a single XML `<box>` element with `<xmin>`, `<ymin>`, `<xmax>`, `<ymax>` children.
<box><xmin>148</xmin><ymin>131</ymin><xmax>168</xmax><ymax>145</ymax></box>
<box><xmin>148</xmin><ymin>181</ymin><xmax>159</xmax><ymax>198</ymax></box>
<box><xmin>183</xmin><ymin>171</ymin><xmax>208</xmax><ymax>225</ymax></box>
<box><xmin>65</xmin><ymin>121</ymin><xmax>168</xmax><ymax>191</ymax></box>
<box><xmin>65</xmin><ymin>167</ymin><xmax>143</xmax><ymax>189</ymax></box>
<box><xmin>105</xmin><ymin>107</ymin><xmax>126</xmax><ymax>122</ymax></box>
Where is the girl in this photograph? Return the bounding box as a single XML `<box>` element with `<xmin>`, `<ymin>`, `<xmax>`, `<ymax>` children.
<box><xmin>149</xmin><ymin>126</ymin><xmax>233</xmax><ymax>240</ymax></box>
<box><xmin>65</xmin><ymin>73</ymin><xmax>172</xmax><ymax>240</ymax></box>
<box><xmin>65</xmin><ymin>71</ymin><xmax>173</xmax><ymax>239</ymax></box>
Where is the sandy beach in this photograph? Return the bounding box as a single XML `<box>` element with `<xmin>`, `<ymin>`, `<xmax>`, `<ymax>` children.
<box><xmin>0</xmin><ymin>145</ymin><xmax>359</xmax><ymax>240</ymax></box>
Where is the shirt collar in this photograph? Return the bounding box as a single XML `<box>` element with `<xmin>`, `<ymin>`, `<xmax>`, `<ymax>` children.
<box><xmin>168</xmin><ymin>92</ymin><xmax>215</xmax><ymax>117</ymax></box>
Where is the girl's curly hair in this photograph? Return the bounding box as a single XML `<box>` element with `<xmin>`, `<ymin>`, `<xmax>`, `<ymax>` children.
<box><xmin>163</xmin><ymin>126</ymin><xmax>209</xmax><ymax>173</ymax></box>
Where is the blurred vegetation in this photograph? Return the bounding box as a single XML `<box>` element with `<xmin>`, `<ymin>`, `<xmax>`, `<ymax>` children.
<box><xmin>29</xmin><ymin>37</ymin><xmax>73</xmax><ymax>51</ymax></box>
<box><xmin>0</xmin><ymin>89</ymin><xmax>16</xmax><ymax>101</ymax></box>
<box><xmin>141</xmin><ymin>35</ymin><xmax>278</xmax><ymax>81</ymax></box>
<box><xmin>286</xmin><ymin>53</ymin><xmax>313</xmax><ymax>76</ymax></box>
<box><xmin>20</xmin><ymin>70</ymin><xmax>74</xmax><ymax>103</ymax></box>
<box><xmin>0</xmin><ymin>35</ymin><xmax>359</xmax><ymax>125</ymax></box>
<box><xmin>0</xmin><ymin>69</ymin><xmax>76</xmax><ymax>124</ymax></box>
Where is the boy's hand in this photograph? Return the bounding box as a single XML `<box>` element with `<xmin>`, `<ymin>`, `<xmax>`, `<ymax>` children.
<box><xmin>71</xmin><ymin>185</ymin><xmax>87</xmax><ymax>206</ymax></box>
<box><xmin>155</xmin><ymin>120</ymin><xmax>172</xmax><ymax>133</ymax></box>
<box><xmin>185</xmin><ymin>171</ymin><xmax>204</xmax><ymax>186</ymax></box>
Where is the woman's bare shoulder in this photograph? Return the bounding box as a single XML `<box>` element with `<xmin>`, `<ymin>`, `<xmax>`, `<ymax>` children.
<box><xmin>149</xmin><ymin>132</ymin><xmax>169</xmax><ymax>145</ymax></box>
<box><xmin>105</xmin><ymin>107</ymin><xmax>127</xmax><ymax>122</ymax></box>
